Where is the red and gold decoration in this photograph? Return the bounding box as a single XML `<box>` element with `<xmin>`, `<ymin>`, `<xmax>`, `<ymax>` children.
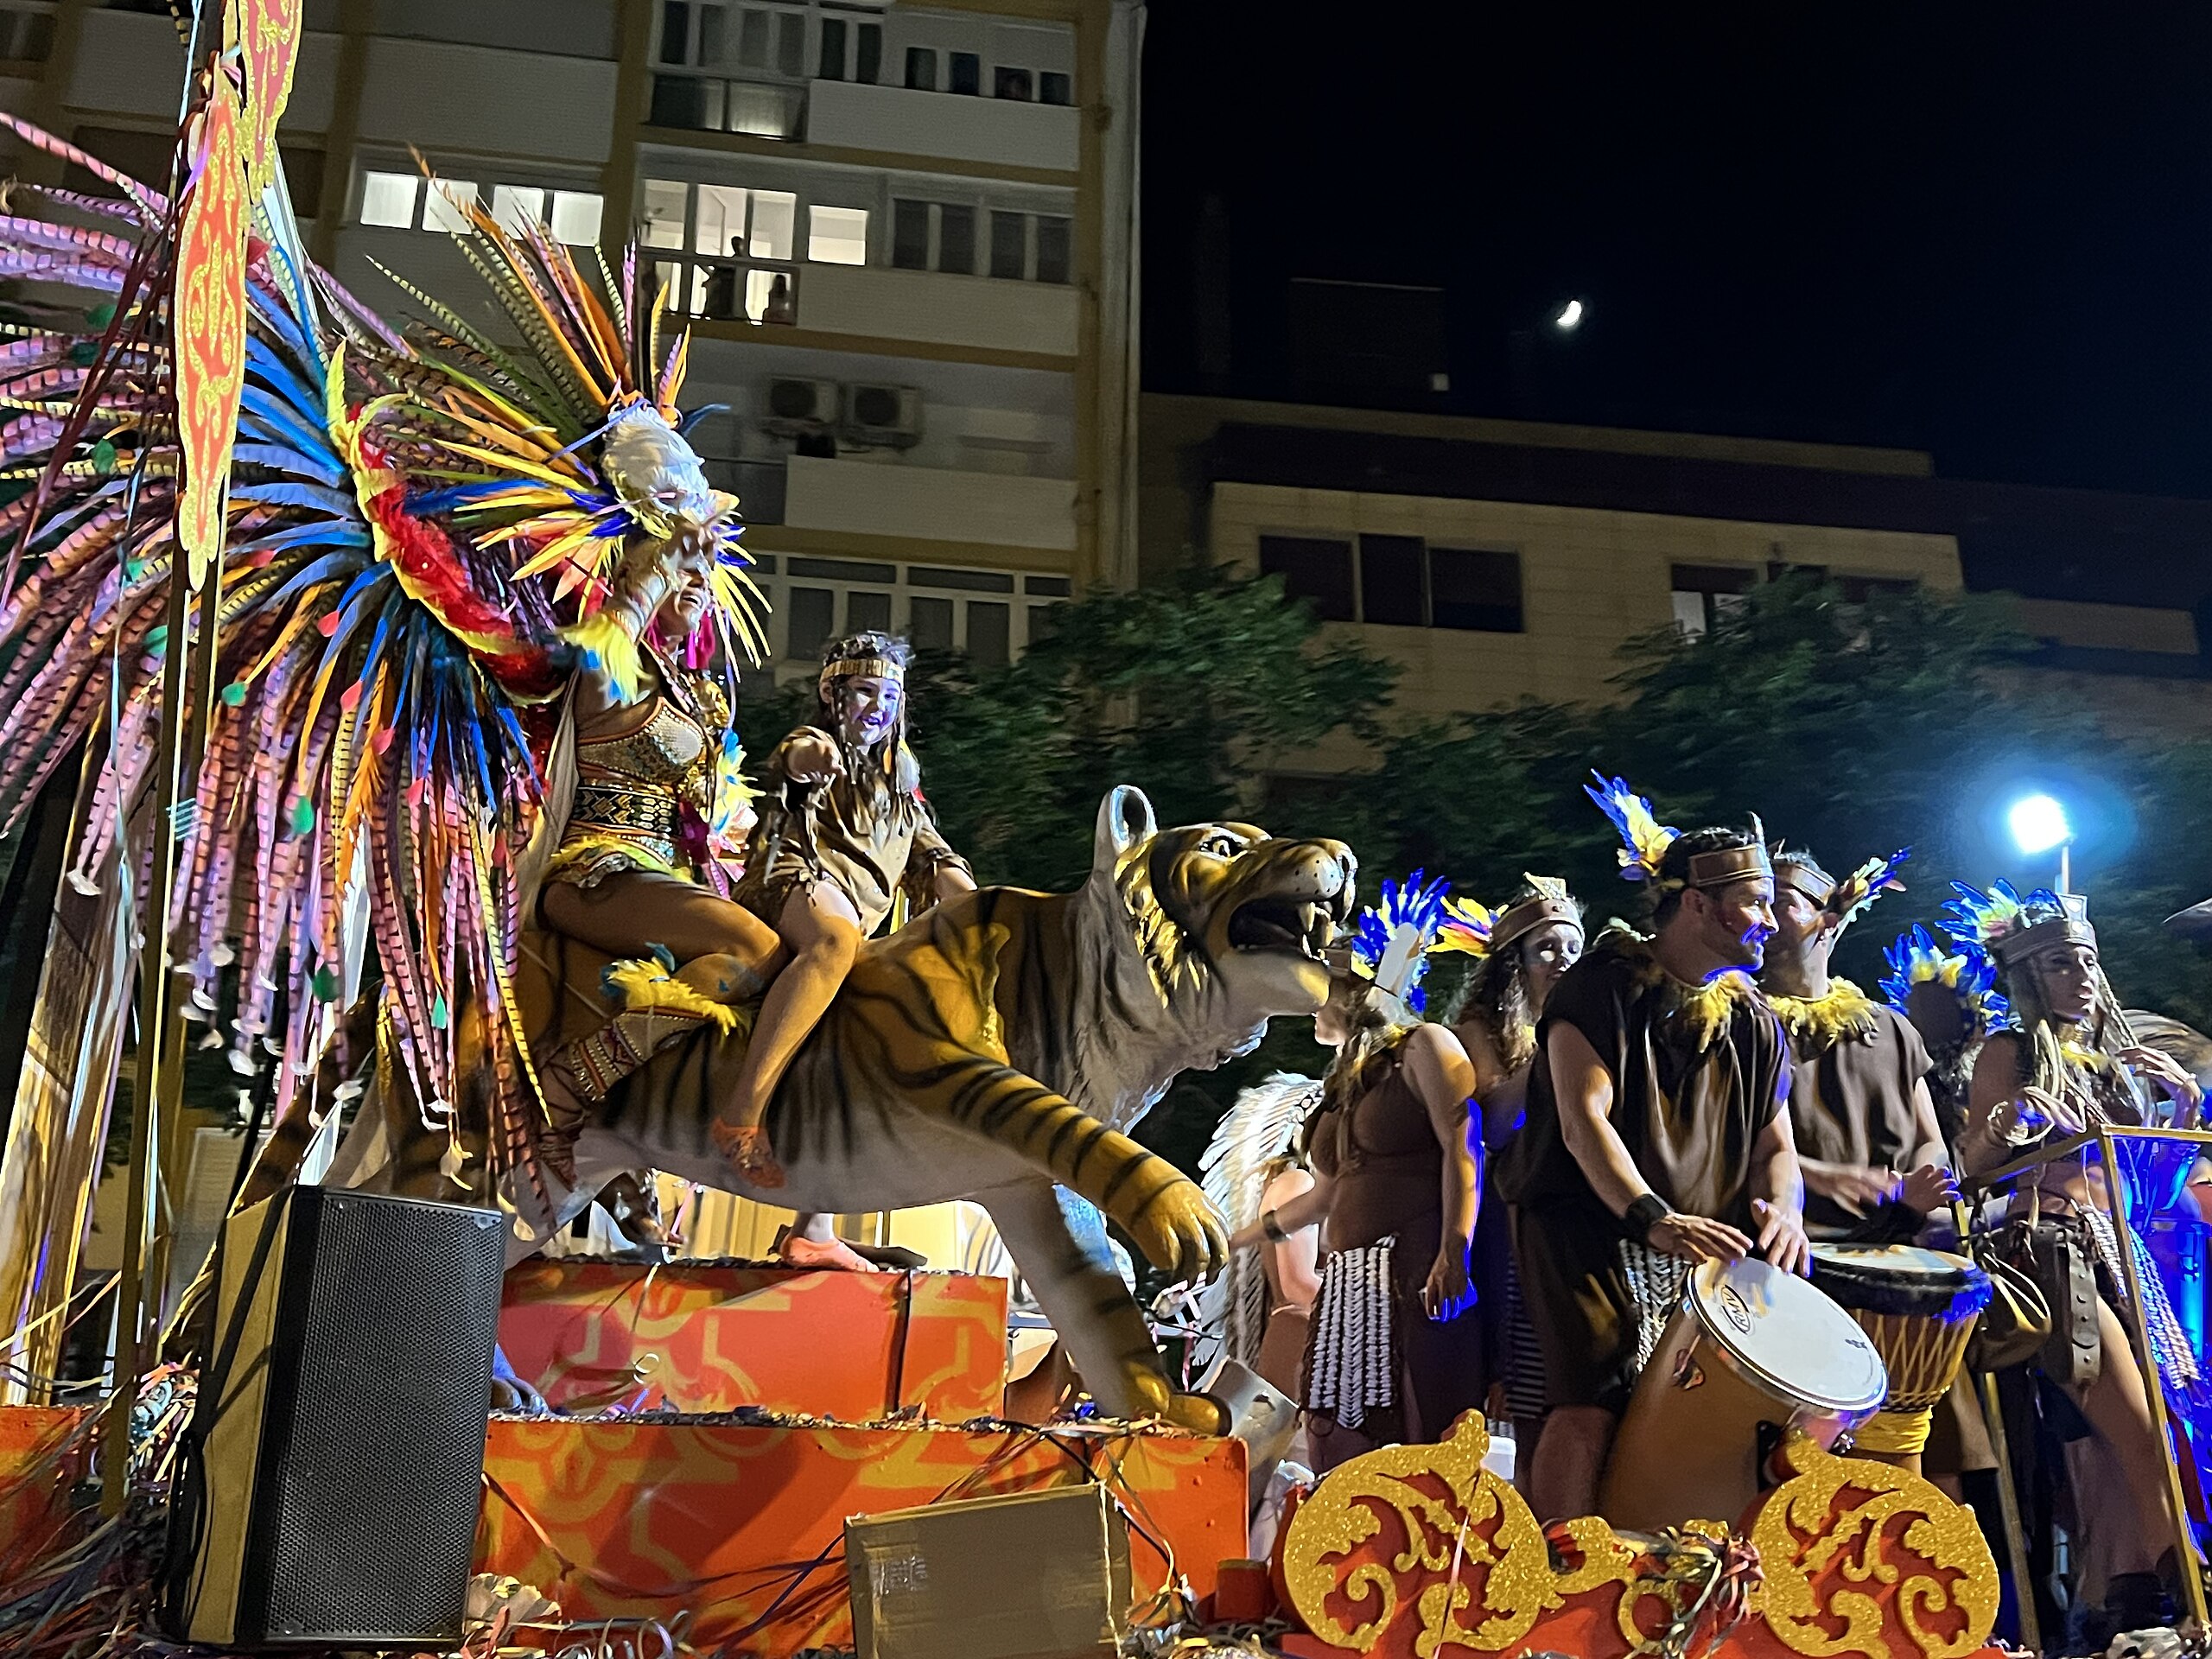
<box><xmin>497</xmin><ymin>1260</ymin><xmax>1010</xmax><ymax>1418</ymax></box>
<box><xmin>174</xmin><ymin>69</ymin><xmax>246</xmax><ymax>588</ymax></box>
<box><xmin>226</xmin><ymin>0</ymin><xmax>303</xmax><ymax>194</ymax></box>
<box><xmin>1278</xmin><ymin>1415</ymin><xmax>1999</xmax><ymax>1659</ymax></box>
<box><xmin>475</xmin><ymin>1414</ymin><xmax>1247</xmax><ymax>1651</ymax></box>
<box><xmin>0</xmin><ymin>1408</ymin><xmax>90</xmax><ymax>1577</ymax></box>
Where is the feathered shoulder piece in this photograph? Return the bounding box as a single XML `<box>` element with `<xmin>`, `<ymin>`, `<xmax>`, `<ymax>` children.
<box><xmin>1586</xmin><ymin>772</ymin><xmax>1680</xmax><ymax>887</ymax></box>
<box><xmin>1767</xmin><ymin>977</ymin><xmax>1880</xmax><ymax>1050</ymax></box>
<box><xmin>1345</xmin><ymin>869</ymin><xmax>1451</xmax><ymax>1013</ymax></box>
<box><xmin>1881</xmin><ymin>924</ymin><xmax>2011</xmax><ymax>1036</ymax></box>
<box><xmin>1591</xmin><ymin>922</ymin><xmax>1760</xmax><ymax>1051</ymax></box>
<box><xmin>1195</xmin><ymin>1071</ymin><xmax>1321</xmax><ymax>1368</ymax></box>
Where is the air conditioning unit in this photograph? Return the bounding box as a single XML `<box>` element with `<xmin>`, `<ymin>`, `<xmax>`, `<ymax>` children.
<box><xmin>759</xmin><ymin>377</ymin><xmax>840</xmax><ymax>437</ymax></box>
<box><xmin>840</xmin><ymin>383</ymin><xmax>924</xmax><ymax>449</ymax></box>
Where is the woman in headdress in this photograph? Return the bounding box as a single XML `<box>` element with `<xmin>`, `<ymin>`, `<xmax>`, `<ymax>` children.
<box><xmin>1234</xmin><ymin>874</ymin><xmax>1485</xmax><ymax>1474</ymax></box>
<box><xmin>1435</xmin><ymin>876</ymin><xmax>1586</xmax><ymax>1465</ymax></box>
<box><xmin>1951</xmin><ymin>884</ymin><xmax>2206</xmax><ymax>1631</ymax></box>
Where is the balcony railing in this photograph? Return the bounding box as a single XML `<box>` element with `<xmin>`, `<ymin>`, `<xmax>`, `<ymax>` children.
<box><xmin>648</xmin><ymin>73</ymin><xmax>806</xmax><ymax>141</ymax></box>
<box><xmin>652</xmin><ymin>256</ymin><xmax>803</xmax><ymax>327</ymax></box>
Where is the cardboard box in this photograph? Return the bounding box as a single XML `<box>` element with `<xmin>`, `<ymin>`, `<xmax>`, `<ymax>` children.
<box><xmin>497</xmin><ymin>1260</ymin><xmax>1009</xmax><ymax>1418</ymax></box>
<box><xmin>846</xmin><ymin>1485</ymin><xmax>1131</xmax><ymax>1659</ymax></box>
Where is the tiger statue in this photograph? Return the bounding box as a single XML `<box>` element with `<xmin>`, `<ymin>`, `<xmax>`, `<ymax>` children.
<box><xmin>212</xmin><ymin>786</ymin><xmax>1354</xmax><ymax>1428</ymax></box>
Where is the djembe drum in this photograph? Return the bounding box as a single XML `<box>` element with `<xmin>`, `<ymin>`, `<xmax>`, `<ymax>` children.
<box><xmin>1600</xmin><ymin>1256</ymin><xmax>1888</xmax><ymax>1533</ymax></box>
<box><xmin>1808</xmin><ymin>1244</ymin><xmax>1992</xmax><ymax>1461</ymax></box>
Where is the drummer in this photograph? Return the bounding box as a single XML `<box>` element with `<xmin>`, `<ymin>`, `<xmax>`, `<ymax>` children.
<box><xmin>1759</xmin><ymin>845</ymin><xmax>1958</xmax><ymax>1246</ymax></box>
<box><xmin>1498</xmin><ymin>778</ymin><xmax>1811</xmax><ymax>1522</ymax></box>
<box><xmin>1952</xmin><ymin>882</ymin><xmax>2207</xmax><ymax>1634</ymax></box>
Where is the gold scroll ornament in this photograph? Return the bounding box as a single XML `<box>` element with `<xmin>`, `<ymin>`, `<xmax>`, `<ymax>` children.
<box><xmin>1281</xmin><ymin>1417</ymin><xmax>1999</xmax><ymax>1659</ymax></box>
<box><xmin>227</xmin><ymin>0</ymin><xmax>303</xmax><ymax>195</ymax></box>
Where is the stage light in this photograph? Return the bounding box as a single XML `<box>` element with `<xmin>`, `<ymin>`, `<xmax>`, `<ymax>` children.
<box><xmin>2007</xmin><ymin>793</ymin><xmax>2071</xmax><ymax>857</ymax></box>
<box><xmin>1555</xmin><ymin>299</ymin><xmax>1584</xmax><ymax>331</ymax></box>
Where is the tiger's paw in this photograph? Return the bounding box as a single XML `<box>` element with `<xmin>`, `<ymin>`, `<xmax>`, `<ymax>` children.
<box><xmin>1125</xmin><ymin>1176</ymin><xmax>1228</xmax><ymax>1281</ymax></box>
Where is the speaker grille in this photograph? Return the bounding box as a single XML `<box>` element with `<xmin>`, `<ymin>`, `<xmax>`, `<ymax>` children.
<box><xmin>259</xmin><ymin>1192</ymin><xmax>504</xmax><ymax>1643</ymax></box>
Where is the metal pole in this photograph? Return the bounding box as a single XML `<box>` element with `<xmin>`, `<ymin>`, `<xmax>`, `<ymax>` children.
<box><xmin>2097</xmin><ymin>1128</ymin><xmax>2210</xmax><ymax>1628</ymax></box>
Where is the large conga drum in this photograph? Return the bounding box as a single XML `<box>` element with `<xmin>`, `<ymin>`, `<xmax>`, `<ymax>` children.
<box><xmin>1808</xmin><ymin>1244</ymin><xmax>1991</xmax><ymax>1461</ymax></box>
<box><xmin>1600</xmin><ymin>1256</ymin><xmax>1887</xmax><ymax>1532</ymax></box>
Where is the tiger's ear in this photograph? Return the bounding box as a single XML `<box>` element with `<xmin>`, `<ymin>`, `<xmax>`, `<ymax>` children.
<box><xmin>1095</xmin><ymin>786</ymin><xmax>1156</xmax><ymax>868</ymax></box>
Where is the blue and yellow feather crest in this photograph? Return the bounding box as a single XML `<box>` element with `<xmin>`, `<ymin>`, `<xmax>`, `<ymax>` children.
<box><xmin>1586</xmin><ymin>772</ymin><xmax>1679</xmax><ymax>885</ymax></box>
<box><xmin>1828</xmin><ymin>847</ymin><xmax>1910</xmax><ymax>929</ymax></box>
<box><xmin>1881</xmin><ymin>924</ymin><xmax>2012</xmax><ymax>1034</ymax></box>
<box><xmin>1347</xmin><ymin>869</ymin><xmax>1452</xmax><ymax>1014</ymax></box>
<box><xmin>1942</xmin><ymin>879</ymin><xmax>2063</xmax><ymax>953</ymax></box>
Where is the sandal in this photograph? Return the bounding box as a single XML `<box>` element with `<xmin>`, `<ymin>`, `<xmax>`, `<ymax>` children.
<box><xmin>711</xmin><ymin>1121</ymin><xmax>787</xmax><ymax>1190</ymax></box>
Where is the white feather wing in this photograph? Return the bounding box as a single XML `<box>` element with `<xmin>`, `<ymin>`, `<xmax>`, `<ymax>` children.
<box><xmin>1195</xmin><ymin>1072</ymin><xmax>1320</xmax><ymax>1368</ymax></box>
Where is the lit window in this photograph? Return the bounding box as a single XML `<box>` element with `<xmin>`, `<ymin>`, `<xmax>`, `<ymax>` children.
<box><xmin>492</xmin><ymin>184</ymin><xmax>546</xmax><ymax>235</ymax></box>
<box><xmin>422</xmin><ymin>178</ymin><xmax>480</xmax><ymax>233</ymax></box>
<box><xmin>808</xmin><ymin>206</ymin><xmax>868</xmax><ymax>265</ymax></box>
<box><xmin>359</xmin><ymin>169</ymin><xmax>417</xmax><ymax>228</ymax></box>
<box><xmin>550</xmin><ymin>190</ymin><xmax>603</xmax><ymax>246</ymax></box>
<box><xmin>641</xmin><ymin>179</ymin><xmax>689</xmax><ymax>250</ymax></box>
<box><xmin>748</xmin><ymin>189</ymin><xmax>796</xmax><ymax>260</ymax></box>
<box><xmin>695</xmin><ymin>182</ymin><xmax>747</xmax><ymax>257</ymax></box>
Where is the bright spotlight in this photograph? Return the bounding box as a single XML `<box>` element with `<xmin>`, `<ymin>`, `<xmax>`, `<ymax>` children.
<box><xmin>1555</xmin><ymin>298</ymin><xmax>1584</xmax><ymax>331</ymax></box>
<box><xmin>2008</xmin><ymin>793</ymin><xmax>2071</xmax><ymax>856</ymax></box>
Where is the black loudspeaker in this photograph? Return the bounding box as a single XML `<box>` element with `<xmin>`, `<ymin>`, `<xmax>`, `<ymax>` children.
<box><xmin>167</xmin><ymin>1186</ymin><xmax>505</xmax><ymax>1647</ymax></box>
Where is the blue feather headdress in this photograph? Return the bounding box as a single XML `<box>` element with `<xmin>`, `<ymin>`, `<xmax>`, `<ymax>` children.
<box><xmin>1344</xmin><ymin>869</ymin><xmax>1452</xmax><ymax>1014</ymax></box>
<box><xmin>1586</xmin><ymin>772</ymin><xmax>1681</xmax><ymax>886</ymax></box>
<box><xmin>1944</xmin><ymin>880</ymin><xmax>2093</xmax><ymax>967</ymax></box>
<box><xmin>1880</xmin><ymin>924</ymin><xmax>2012</xmax><ymax>1035</ymax></box>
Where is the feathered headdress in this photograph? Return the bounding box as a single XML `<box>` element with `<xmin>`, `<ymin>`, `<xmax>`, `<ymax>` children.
<box><xmin>1587</xmin><ymin>773</ymin><xmax>1679</xmax><ymax>885</ymax></box>
<box><xmin>1774</xmin><ymin>845</ymin><xmax>1910</xmax><ymax>936</ymax></box>
<box><xmin>1880</xmin><ymin>925</ymin><xmax>2011</xmax><ymax>1034</ymax></box>
<box><xmin>1338</xmin><ymin>870</ymin><xmax>1452</xmax><ymax>1013</ymax></box>
<box><xmin>1586</xmin><ymin>772</ymin><xmax>1769</xmax><ymax>893</ymax></box>
<box><xmin>1943</xmin><ymin>880</ymin><xmax>2094</xmax><ymax>966</ymax></box>
<box><xmin>1437</xmin><ymin>874</ymin><xmax>1582</xmax><ymax>961</ymax></box>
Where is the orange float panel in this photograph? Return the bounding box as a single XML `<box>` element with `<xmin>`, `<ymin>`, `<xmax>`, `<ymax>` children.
<box><xmin>0</xmin><ymin>1407</ymin><xmax>92</xmax><ymax>1573</ymax></box>
<box><xmin>498</xmin><ymin>1261</ymin><xmax>1009</xmax><ymax>1419</ymax></box>
<box><xmin>476</xmin><ymin>1415</ymin><xmax>1246</xmax><ymax>1655</ymax></box>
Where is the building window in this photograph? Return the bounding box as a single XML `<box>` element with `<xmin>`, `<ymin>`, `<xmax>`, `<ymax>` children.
<box><xmin>904</xmin><ymin>46</ymin><xmax>936</xmax><ymax>89</ymax></box>
<box><xmin>1837</xmin><ymin>574</ymin><xmax>1916</xmax><ymax>603</ymax></box>
<box><xmin>359</xmin><ymin>169</ymin><xmax>417</xmax><ymax>228</ymax></box>
<box><xmin>855</xmin><ymin>21</ymin><xmax>881</xmax><ymax>82</ymax></box>
<box><xmin>817</xmin><ymin>16</ymin><xmax>845</xmax><ymax>78</ymax></box>
<box><xmin>994</xmin><ymin>65</ymin><xmax>1033</xmax><ymax>100</ymax></box>
<box><xmin>1034</xmin><ymin>217</ymin><xmax>1071</xmax><ymax>283</ymax></box>
<box><xmin>988</xmin><ymin>210</ymin><xmax>1026</xmax><ymax>280</ymax></box>
<box><xmin>1429</xmin><ymin>547</ymin><xmax>1523</xmax><ymax>632</ymax></box>
<box><xmin>807</xmin><ymin>205</ymin><xmax>868</xmax><ymax>264</ymax></box>
<box><xmin>949</xmin><ymin>50</ymin><xmax>980</xmax><ymax>94</ymax></box>
<box><xmin>550</xmin><ymin>189</ymin><xmax>604</xmax><ymax>245</ymax></box>
<box><xmin>1039</xmin><ymin>70</ymin><xmax>1071</xmax><ymax>105</ymax></box>
<box><xmin>752</xmin><ymin>555</ymin><xmax>1057</xmax><ymax>664</ymax></box>
<box><xmin>1259</xmin><ymin>536</ymin><xmax>1355</xmax><ymax>624</ymax></box>
<box><xmin>891</xmin><ymin>198</ymin><xmax>930</xmax><ymax>270</ymax></box>
<box><xmin>1670</xmin><ymin>563</ymin><xmax>1756</xmax><ymax>635</ymax></box>
<box><xmin>1265</xmin><ymin>535</ymin><xmax>1523</xmax><ymax>632</ymax></box>
<box><xmin>938</xmin><ymin>203</ymin><xmax>975</xmax><ymax>273</ymax></box>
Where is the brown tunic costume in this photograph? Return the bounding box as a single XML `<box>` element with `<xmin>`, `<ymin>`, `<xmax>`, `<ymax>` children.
<box><xmin>1496</xmin><ymin>929</ymin><xmax>1789</xmax><ymax>1412</ymax></box>
<box><xmin>1304</xmin><ymin>1048</ymin><xmax>1489</xmax><ymax>1460</ymax></box>
<box><xmin>734</xmin><ymin>726</ymin><xmax>969</xmax><ymax>933</ymax></box>
<box><xmin>1770</xmin><ymin>984</ymin><xmax>1933</xmax><ymax>1242</ymax></box>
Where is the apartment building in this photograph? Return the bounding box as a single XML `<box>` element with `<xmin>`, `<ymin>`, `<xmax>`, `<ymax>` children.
<box><xmin>1142</xmin><ymin>394</ymin><xmax>2212</xmax><ymax>739</ymax></box>
<box><xmin>5</xmin><ymin>0</ymin><xmax>1142</xmax><ymax>684</ymax></box>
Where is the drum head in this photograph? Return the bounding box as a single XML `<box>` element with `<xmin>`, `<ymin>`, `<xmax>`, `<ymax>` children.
<box><xmin>1688</xmin><ymin>1256</ymin><xmax>1889</xmax><ymax>1414</ymax></box>
<box><xmin>1809</xmin><ymin>1243</ymin><xmax>1993</xmax><ymax>1322</ymax></box>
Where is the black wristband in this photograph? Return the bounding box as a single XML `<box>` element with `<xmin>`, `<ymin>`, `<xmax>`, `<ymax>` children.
<box><xmin>1623</xmin><ymin>1193</ymin><xmax>1671</xmax><ymax>1242</ymax></box>
<box><xmin>1261</xmin><ymin>1209</ymin><xmax>1289</xmax><ymax>1244</ymax></box>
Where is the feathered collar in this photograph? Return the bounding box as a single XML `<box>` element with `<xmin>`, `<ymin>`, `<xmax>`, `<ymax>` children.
<box><xmin>1767</xmin><ymin>977</ymin><xmax>1881</xmax><ymax>1054</ymax></box>
<box><xmin>1595</xmin><ymin>925</ymin><xmax>1761</xmax><ymax>1053</ymax></box>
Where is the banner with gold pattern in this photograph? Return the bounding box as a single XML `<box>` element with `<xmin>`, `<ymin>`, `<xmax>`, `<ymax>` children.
<box><xmin>175</xmin><ymin>72</ymin><xmax>246</xmax><ymax>590</ymax></box>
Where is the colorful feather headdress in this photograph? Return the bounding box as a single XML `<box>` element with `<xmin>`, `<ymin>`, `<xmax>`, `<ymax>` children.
<box><xmin>1880</xmin><ymin>925</ymin><xmax>2011</xmax><ymax>1034</ymax></box>
<box><xmin>1943</xmin><ymin>880</ymin><xmax>2094</xmax><ymax>967</ymax></box>
<box><xmin>1437</xmin><ymin>874</ymin><xmax>1582</xmax><ymax>961</ymax></box>
<box><xmin>1773</xmin><ymin>845</ymin><xmax>1910</xmax><ymax>935</ymax></box>
<box><xmin>1586</xmin><ymin>772</ymin><xmax>1770</xmax><ymax>893</ymax></box>
<box><xmin>1335</xmin><ymin>870</ymin><xmax>1452</xmax><ymax>1013</ymax></box>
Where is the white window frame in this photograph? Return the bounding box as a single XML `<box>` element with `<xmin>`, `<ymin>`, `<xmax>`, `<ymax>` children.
<box><xmin>750</xmin><ymin>554</ymin><xmax>1069</xmax><ymax>665</ymax></box>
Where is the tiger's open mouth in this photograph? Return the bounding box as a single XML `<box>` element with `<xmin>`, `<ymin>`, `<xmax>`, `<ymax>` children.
<box><xmin>1226</xmin><ymin>890</ymin><xmax>1350</xmax><ymax>957</ymax></box>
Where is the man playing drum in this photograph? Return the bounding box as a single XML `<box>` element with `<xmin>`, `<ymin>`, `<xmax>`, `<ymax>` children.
<box><xmin>1497</xmin><ymin>779</ymin><xmax>1812</xmax><ymax>1522</ymax></box>
<box><xmin>1762</xmin><ymin>844</ymin><xmax>1976</xmax><ymax>1474</ymax></box>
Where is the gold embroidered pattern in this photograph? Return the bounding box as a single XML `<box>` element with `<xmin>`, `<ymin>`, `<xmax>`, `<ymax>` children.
<box><xmin>1750</xmin><ymin>1432</ymin><xmax>1999</xmax><ymax>1659</ymax></box>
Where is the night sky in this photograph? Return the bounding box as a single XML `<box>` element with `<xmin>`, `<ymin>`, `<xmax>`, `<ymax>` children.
<box><xmin>1141</xmin><ymin>5</ymin><xmax>2212</xmax><ymax>499</ymax></box>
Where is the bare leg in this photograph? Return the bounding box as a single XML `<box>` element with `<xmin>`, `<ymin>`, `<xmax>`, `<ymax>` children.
<box><xmin>1529</xmin><ymin>1404</ymin><xmax>1616</xmax><ymax>1522</ymax></box>
<box><xmin>540</xmin><ymin>871</ymin><xmax>785</xmax><ymax>979</ymax></box>
<box><xmin>2077</xmin><ymin>1298</ymin><xmax>2183</xmax><ymax>1579</ymax></box>
<box><xmin>710</xmin><ymin>882</ymin><xmax>862</xmax><ymax>1180</ymax></box>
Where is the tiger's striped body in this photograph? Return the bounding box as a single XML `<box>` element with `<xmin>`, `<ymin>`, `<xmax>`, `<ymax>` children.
<box><xmin>235</xmin><ymin>788</ymin><xmax>1351</xmax><ymax>1424</ymax></box>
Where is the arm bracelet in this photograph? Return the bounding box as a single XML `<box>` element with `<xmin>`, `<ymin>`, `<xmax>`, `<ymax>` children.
<box><xmin>1623</xmin><ymin>1192</ymin><xmax>1671</xmax><ymax>1242</ymax></box>
<box><xmin>1261</xmin><ymin>1208</ymin><xmax>1290</xmax><ymax>1244</ymax></box>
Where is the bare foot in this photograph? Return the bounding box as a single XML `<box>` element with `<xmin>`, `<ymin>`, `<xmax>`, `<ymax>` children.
<box><xmin>710</xmin><ymin>1122</ymin><xmax>786</xmax><ymax>1189</ymax></box>
<box><xmin>779</xmin><ymin>1231</ymin><xmax>886</xmax><ymax>1273</ymax></box>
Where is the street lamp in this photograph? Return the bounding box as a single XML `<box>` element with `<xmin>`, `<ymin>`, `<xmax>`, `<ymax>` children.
<box><xmin>1554</xmin><ymin>298</ymin><xmax>1585</xmax><ymax>332</ymax></box>
<box><xmin>2007</xmin><ymin>792</ymin><xmax>2073</xmax><ymax>892</ymax></box>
